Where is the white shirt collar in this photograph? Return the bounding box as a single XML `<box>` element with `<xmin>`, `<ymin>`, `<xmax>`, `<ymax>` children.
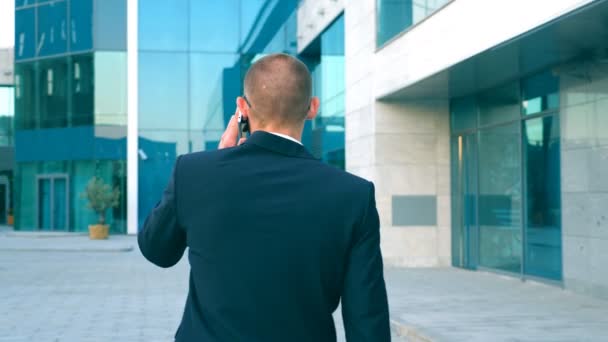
<box><xmin>267</xmin><ymin>132</ymin><xmax>303</xmax><ymax>145</ymax></box>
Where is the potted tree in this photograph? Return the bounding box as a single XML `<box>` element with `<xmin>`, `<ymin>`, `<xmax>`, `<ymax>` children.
<box><xmin>82</xmin><ymin>176</ymin><xmax>120</xmax><ymax>240</ymax></box>
<box><xmin>7</xmin><ymin>208</ymin><xmax>14</xmax><ymax>226</ymax></box>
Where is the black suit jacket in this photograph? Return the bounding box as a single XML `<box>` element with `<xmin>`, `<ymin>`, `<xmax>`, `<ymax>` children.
<box><xmin>138</xmin><ymin>131</ymin><xmax>390</xmax><ymax>342</ymax></box>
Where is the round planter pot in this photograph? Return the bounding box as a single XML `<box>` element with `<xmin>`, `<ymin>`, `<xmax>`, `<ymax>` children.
<box><xmin>89</xmin><ymin>224</ymin><xmax>109</xmax><ymax>240</ymax></box>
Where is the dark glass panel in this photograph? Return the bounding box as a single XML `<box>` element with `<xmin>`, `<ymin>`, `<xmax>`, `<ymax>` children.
<box><xmin>451</xmin><ymin>96</ymin><xmax>477</xmax><ymax>132</ymax></box>
<box><xmin>14</xmin><ymin>63</ymin><xmax>37</xmax><ymax>129</ymax></box>
<box><xmin>15</xmin><ymin>8</ymin><xmax>36</xmax><ymax>60</ymax></box>
<box><xmin>478</xmin><ymin>81</ymin><xmax>520</xmax><ymax>126</ymax></box>
<box><xmin>71</xmin><ymin>54</ymin><xmax>94</xmax><ymax>126</ymax></box>
<box><xmin>522</xmin><ymin>71</ymin><xmax>559</xmax><ymax>115</ymax></box>
<box><xmin>37</xmin><ymin>1</ymin><xmax>68</xmax><ymax>57</ymax></box>
<box><xmin>38</xmin><ymin>57</ymin><xmax>68</xmax><ymax>128</ymax></box>
<box><xmin>69</xmin><ymin>0</ymin><xmax>93</xmax><ymax>52</ymax></box>
<box><xmin>478</xmin><ymin>122</ymin><xmax>522</xmax><ymax>273</ymax></box>
<box><xmin>376</xmin><ymin>0</ymin><xmax>450</xmax><ymax>47</ymax></box>
<box><xmin>523</xmin><ymin>115</ymin><xmax>562</xmax><ymax>280</ymax></box>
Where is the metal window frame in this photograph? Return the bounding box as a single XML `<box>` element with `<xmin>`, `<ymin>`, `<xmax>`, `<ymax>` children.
<box><xmin>0</xmin><ymin>176</ymin><xmax>9</xmax><ymax>223</ymax></box>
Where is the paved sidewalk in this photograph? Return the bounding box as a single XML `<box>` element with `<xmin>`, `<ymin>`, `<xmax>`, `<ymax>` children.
<box><xmin>1</xmin><ymin>233</ymin><xmax>608</xmax><ymax>341</ymax></box>
<box><xmin>386</xmin><ymin>268</ymin><xmax>608</xmax><ymax>341</ymax></box>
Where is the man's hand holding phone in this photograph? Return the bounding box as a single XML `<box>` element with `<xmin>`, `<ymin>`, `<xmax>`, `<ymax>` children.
<box><xmin>218</xmin><ymin>108</ymin><xmax>247</xmax><ymax>149</ymax></box>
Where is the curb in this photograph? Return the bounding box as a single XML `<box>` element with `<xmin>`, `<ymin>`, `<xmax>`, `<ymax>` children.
<box><xmin>0</xmin><ymin>246</ymin><xmax>135</xmax><ymax>253</ymax></box>
<box><xmin>391</xmin><ymin>319</ymin><xmax>435</xmax><ymax>342</ymax></box>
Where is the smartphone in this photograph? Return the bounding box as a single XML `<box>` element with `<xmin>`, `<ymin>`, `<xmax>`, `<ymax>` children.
<box><xmin>237</xmin><ymin>110</ymin><xmax>250</xmax><ymax>140</ymax></box>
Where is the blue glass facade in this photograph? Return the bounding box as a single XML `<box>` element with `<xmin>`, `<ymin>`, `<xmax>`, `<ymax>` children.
<box><xmin>450</xmin><ymin>70</ymin><xmax>563</xmax><ymax>281</ymax></box>
<box><xmin>13</xmin><ymin>0</ymin><xmax>128</xmax><ymax>232</ymax></box>
<box><xmin>137</xmin><ymin>1</ymin><xmax>345</xmax><ymax>225</ymax></box>
<box><xmin>13</xmin><ymin>0</ymin><xmax>346</xmax><ymax>232</ymax></box>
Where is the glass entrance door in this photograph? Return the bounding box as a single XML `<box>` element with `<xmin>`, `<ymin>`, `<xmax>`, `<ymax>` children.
<box><xmin>452</xmin><ymin>134</ymin><xmax>479</xmax><ymax>269</ymax></box>
<box><xmin>37</xmin><ymin>175</ymin><xmax>69</xmax><ymax>231</ymax></box>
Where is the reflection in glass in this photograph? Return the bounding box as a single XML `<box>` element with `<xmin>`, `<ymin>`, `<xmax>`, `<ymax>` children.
<box><xmin>450</xmin><ymin>96</ymin><xmax>477</xmax><ymax>133</ymax></box>
<box><xmin>377</xmin><ymin>0</ymin><xmax>450</xmax><ymax>47</ymax></box>
<box><xmin>478</xmin><ymin>81</ymin><xmax>520</xmax><ymax>127</ymax></box>
<box><xmin>309</xmin><ymin>15</ymin><xmax>345</xmax><ymax>168</ymax></box>
<box><xmin>522</xmin><ymin>71</ymin><xmax>559</xmax><ymax>116</ymax></box>
<box><xmin>190</xmin><ymin>53</ymin><xmax>239</xmax><ymax>149</ymax></box>
<box><xmin>0</xmin><ymin>87</ymin><xmax>15</xmax><ymax>146</ymax></box>
<box><xmin>71</xmin><ymin>54</ymin><xmax>94</xmax><ymax>126</ymax></box>
<box><xmin>15</xmin><ymin>63</ymin><xmax>37</xmax><ymax>130</ymax></box>
<box><xmin>138</xmin><ymin>53</ymin><xmax>188</xmax><ymax>129</ymax></box>
<box><xmin>94</xmin><ymin>52</ymin><xmax>127</xmax><ymax>125</ymax></box>
<box><xmin>138</xmin><ymin>0</ymin><xmax>188</xmax><ymax>51</ymax></box>
<box><xmin>524</xmin><ymin>115</ymin><xmax>562</xmax><ymax>280</ymax></box>
<box><xmin>478</xmin><ymin>123</ymin><xmax>522</xmax><ymax>273</ymax></box>
<box><xmin>37</xmin><ymin>1</ymin><xmax>68</xmax><ymax>57</ymax></box>
<box><xmin>15</xmin><ymin>8</ymin><xmax>36</xmax><ymax>60</ymax></box>
<box><xmin>190</xmin><ymin>0</ymin><xmax>239</xmax><ymax>52</ymax></box>
<box><xmin>451</xmin><ymin>134</ymin><xmax>478</xmax><ymax>269</ymax></box>
<box><xmin>137</xmin><ymin>132</ymin><xmax>182</xmax><ymax>225</ymax></box>
<box><xmin>69</xmin><ymin>0</ymin><xmax>93</xmax><ymax>52</ymax></box>
<box><xmin>38</xmin><ymin>57</ymin><xmax>68</xmax><ymax>128</ymax></box>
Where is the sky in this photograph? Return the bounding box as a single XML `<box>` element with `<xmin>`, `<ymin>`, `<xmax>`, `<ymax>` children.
<box><xmin>0</xmin><ymin>0</ymin><xmax>15</xmax><ymax>48</ymax></box>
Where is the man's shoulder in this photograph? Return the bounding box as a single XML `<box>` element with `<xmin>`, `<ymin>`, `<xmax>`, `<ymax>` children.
<box><xmin>307</xmin><ymin>159</ymin><xmax>373</xmax><ymax>192</ymax></box>
<box><xmin>178</xmin><ymin>146</ymin><xmax>241</xmax><ymax>164</ymax></box>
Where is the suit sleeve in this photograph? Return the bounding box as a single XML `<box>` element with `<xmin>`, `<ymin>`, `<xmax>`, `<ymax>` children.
<box><xmin>138</xmin><ymin>156</ymin><xmax>187</xmax><ymax>268</ymax></box>
<box><xmin>341</xmin><ymin>182</ymin><xmax>390</xmax><ymax>342</ymax></box>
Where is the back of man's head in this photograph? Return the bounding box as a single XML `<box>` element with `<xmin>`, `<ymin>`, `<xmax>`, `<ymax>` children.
<box><xmin>243</xmin><ymin>53</ymin><xmax>313</xmax><ymax>128</ymax></box>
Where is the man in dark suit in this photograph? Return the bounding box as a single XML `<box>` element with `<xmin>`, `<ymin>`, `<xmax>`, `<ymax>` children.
<box><xmin>138</xmin><ymin>53</ymin><xmax>390</xmax><ymax>341</ymax></box>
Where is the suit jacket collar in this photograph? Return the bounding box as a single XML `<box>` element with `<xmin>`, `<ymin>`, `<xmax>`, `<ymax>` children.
<box><xmin>245</xmin><ymin>131</ymin><xmax>316</xmax><ymax>160</ymax></box>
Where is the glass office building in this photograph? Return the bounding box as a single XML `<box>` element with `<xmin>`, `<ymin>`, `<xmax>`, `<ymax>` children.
<box><xmin>13</xmin><ymin>0</ymin><xmax>127</xmax><ymax>232</ymax></box>
<box><xmin>136</xmin><ymin>0</ymin><xmax>345</xmax><ymax>225</ymax></box>
<box><xmin>13</xmin><ymin>0</ymin><xmax>345</xmax><ymax>231</ymax></box>
<box><xmin>0</xmin><ymin>48</ymin><xmax>14</xmax><ymax>225</ymax></box>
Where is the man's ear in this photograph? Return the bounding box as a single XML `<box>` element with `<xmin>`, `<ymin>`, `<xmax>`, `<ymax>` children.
<box><xmin>236</xmin><ymin>96</ymin><xmax>250</xmax><ymax>118</ymax></box>
<box><xmin>306</xmin><ymin>97</ymin><xmax>320</xmax><ymax>120</ymax></box>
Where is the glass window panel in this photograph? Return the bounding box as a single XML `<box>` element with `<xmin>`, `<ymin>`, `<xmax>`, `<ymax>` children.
<box><xmin>377</xmin><ymin>0</ymin><xmax>450</xmax><ymax>47</ymax></box>
<box><xmin>190</xmin><ymin>0</ymin><xmax>239</xmax><ymax>52</ymax></box>
<box><xmin>15</xmin><ymin>162</ymin><xmax>37</xmax><ymax>229</ymax></box>
<box><xmin>451</xmin><ymin>134</ymin><xmax>479</xmax><ymax>268</ymax></box>
<box><xmin>94</xmin><ymin>52</ymin><xmax>127</xmax><ymax>125</ymax></box>
<box><xmin>478</xmin><ymin>122</ymin><xmax>522</xmax><ymax>273</ymax></box>
<box><xmin>94</xmin><ymin>0</ymin><xmax>127</xmax><ymax>50</ymax></box>
<box><xmin>241</xmin><ymin>0</ymin><xmax>299</xmax><ymax>54</ymax></box>
<box><xmin>15</xmin><ymin>8</ymin><xmax>36</xmax><ymax>60</ymax></box>
<box><xmin>137</xmin><ymin>130</ymin><xmax>186</xmax><ymax>227</ymax></box>
<box><xmin>309</xmin><ymin>15</ymin><xmax>345</xmax><ymax>168</ymax></box>
<box><xmin>478</xmin><ymin>81</ymin><xmax>520</xmax><ymax>126</ymax></box>
<box><xmin>37</xmin><ymin>1</ymin><xmax>68</xmax><ymax>57</ymax></box>
<box><xmin>189</xmin><ymin>53</ymin><xmax>239</xmax><ymax>147</ymax></box>
<box><xmin>139</xmin><ymin>0</ymin><xmax>188</xmax><ymax>51</ymax></box>
<box><xmin>451</xmin><ymin>96</ymin><xmax>477</xmax><ymax>132</ymax></box>
<box><xmin>523</xmin><ymin>115</ymin><xmax>562</xmax><ymax>280</ymax></box>
<box><xmin>38</xmin><ymin>57</ymin><xmax>68</xmax><ymax>128</ymax></box>
<box><xmin>0</xmin><ymin>87</ymin><xmax>15</xmax><ymax>146</ymax></box>
<box><xmin>138</xmin><ymin>52</ymin><xmax>188</xmax><ymax>129</ymax></box>
<box><xmin>71</xmin><ymin>54</ymin><xmax>94</xmax><ymax>126</ymax></box>
<box><xmin>69</xmin><ymin>0</ymin><xmax>93</xmax><ymax>52</ymax></box>
<box><xmin>14</xmin><ymin>62</ymin><xmax>37</xmax><ymax>129</ymax></box>
<box><xmin>522</xmin><ymin>71</ymin><xmax>559</xmax><ymax>115</ymax></box>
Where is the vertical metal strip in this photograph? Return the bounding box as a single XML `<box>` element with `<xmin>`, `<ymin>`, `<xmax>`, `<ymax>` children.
<box><xmin>127</xmin><ymin>0</ymin><xmax>138</xmax><ymax>235</ymax></box>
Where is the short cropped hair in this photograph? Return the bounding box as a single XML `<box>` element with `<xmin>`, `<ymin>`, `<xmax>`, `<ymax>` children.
<box><xmin>243</xmin><ymin>53</ymin><xmax>312</xmax><ymax>126</ymax></box>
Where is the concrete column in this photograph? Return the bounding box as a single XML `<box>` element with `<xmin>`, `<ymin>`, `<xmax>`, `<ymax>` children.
<box><xmin>344</xmin><ymin>0</ymin><xmax>451</xmax><ymax>267</ymax></box>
